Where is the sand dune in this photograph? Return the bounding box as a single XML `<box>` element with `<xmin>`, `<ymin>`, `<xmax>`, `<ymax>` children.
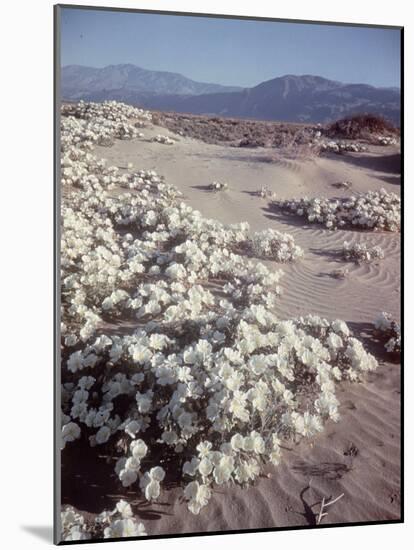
<box><xmin>90</xmin><ymin>121</ymin><xmax>401</xmax><ymax>533</ymax></box>
<box><xmin>95</xmin><ymin>123</ymin><xmax>401</xmax><ymax>324</ymax></box>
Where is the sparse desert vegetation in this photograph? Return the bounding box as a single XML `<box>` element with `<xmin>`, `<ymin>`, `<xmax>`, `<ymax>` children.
<box><xmin>152</xmin><ymin>134</ymin><xmax>175</xmax><ymax>145</ymax></box>
<box><xmin>325</xmin><ymin>114</ymin><xmax>399</xmax><ymax>141</ymax></box>
<box><xmin>273</xmin><ymin>189</ymin><xmax>400</xmax><ymax>231</ymax></box>
<box><xmin>375</xmin><ymin>312</ymin><xmax>401</xmax><ymax>355</ymax></box>
<box><xmin>150</xmin><ymin>111</ymin><xmax>399</xmax><ymax>160</ymax></box>
<box><xmin>342</xmin><ymin>241</ymin><xmax>385</xmax><ymax>264</ymax></box>
<box><xmin>151</xmin><ymin>111</ymin><xmax>311</xmax><ymax>148</ymax></box>
<box><xmin>209</xmin><ymin>180</ymin><xmax>229</xmax><ymax>191</ymax></box>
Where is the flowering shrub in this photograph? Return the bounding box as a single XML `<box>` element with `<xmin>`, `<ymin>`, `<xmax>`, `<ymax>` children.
<box><xmin>342</xmin><ymin>241</ymin><xmax>385</xmax><ymax>264</ymax></box>
<box><xmin>249</xmin><ymin>229</ymin><xmax>303</xmax><ymax>261</ymax></box>
<box><xmin>256</xmin><ymin>186</ymin><xmax>277</xmax><ymax>199</ymax></box>
<box><xmin>376</xmin><ymin>136</ymin><xmax>398</xmax><ymax>146</ymax></box>
<box><xmin>209</xmin><ymin>181</ymin><xmax>228</xmax><ymax>191</ymax></box>
<box><xmin>152</xmin><ymin>134</ymin><xmax>175</xmax><ymax>145</ymax></box>
<box><xmin>61</xmin><ymin>500</ymin><xmax>147</xmax><ymax>541</ymax></box>
<box><xmin>60</xmin><ymin>100</ymin><xmax>380</xmax><ymax>535</ymax></box>
<box><xmin>62</xmin><ymin>99</ymin><xmax>152</xmax><ymax>124</ymax></box>
<box><xmin>61</xmin><ymin>100</ymin><xmax>150</xmax><ymax>148</ymax></box>
<box><xmin>331</xmin><ymin>181</ymin><xmax>352</xmax><ymax>190</ymax></box>
<box><xmin>374</xmin><ymin>312</ymin><xmax>401</xmax><ymax>354</ymax></box>
<box><xmin>274</xmin><ymin>189</ymin><xmax>400</xmax><ymax>231</ymax></box>
<box><xmin>318</xmin><ymin>140</ymin><xmax>367</xmax><ymax>154</ymax></box>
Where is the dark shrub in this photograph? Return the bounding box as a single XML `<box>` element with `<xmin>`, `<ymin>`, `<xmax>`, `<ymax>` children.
<box><xmin>326</xmin><ymin>114</ymin><xmax>398</xmax><ymax>139</ymax></box>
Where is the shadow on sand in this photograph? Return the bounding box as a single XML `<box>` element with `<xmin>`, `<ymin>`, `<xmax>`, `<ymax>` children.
<box><xmin>309</xmin><ymin>247</ymin><xmax>344</xmax><ymax>263</ymax></box>
<box><xmin>346</xmin><ymin>320</ymin><xmax>400</xmax><ymax>364</ymax></box>
<box><xmin>292</xmin><ymin>461</ymin><xmax>351</xmax><ymax>481</ymax></box>
<box><xmin>336</xmin><ymin>152</ymin><xmax>401</xmax><ymax>179</ymax></box>
<box><xmin>261</xmin><ymin>205</ymin><xmax>318</xmax><ymax>232</ymax></box>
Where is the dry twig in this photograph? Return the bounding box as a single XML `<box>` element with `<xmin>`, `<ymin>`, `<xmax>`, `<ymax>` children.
<box><xmin>316</xmin><ymin>493</ymin><xmax>345</xmax><ymax>524</ymax></box>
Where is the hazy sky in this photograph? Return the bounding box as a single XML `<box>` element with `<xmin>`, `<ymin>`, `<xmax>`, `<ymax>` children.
<box><xmin>60</xmin><ymin>7</ymin><xmax>401</xmax><ymax>88</ymax></box>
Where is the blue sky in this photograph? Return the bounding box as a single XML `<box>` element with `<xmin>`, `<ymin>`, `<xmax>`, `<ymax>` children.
<box><xmin>60</xmin><ymin>7</ymin><xmax>401</xmax><ymax>88</ymax></box>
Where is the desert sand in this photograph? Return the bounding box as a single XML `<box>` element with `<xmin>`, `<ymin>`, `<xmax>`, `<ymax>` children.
<box><xmin>71</xmin><ymin>120</ymin><xmax>401</xmax><ymax>533</ymax></box>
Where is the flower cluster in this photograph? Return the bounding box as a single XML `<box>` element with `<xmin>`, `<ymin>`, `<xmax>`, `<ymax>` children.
<box><xmin>374</xmin><ymin>312</ymin><xmax>401</xmax><ymax>354</ymax></box>
<box><xmin>61</xmin><ymin>500</ymin><xmax>147</xmax><ymax>541</ymax></box>
<box><xmin>60</xmin><ymin>100</ymin><xmax>379</xmax><ymax>530</ymax></box>
<box><xmin>62</xmin><ymin>99</ymin><xmax>152</xmax><ymax>124</ymax></box>
<box><xmin>376</xmin><ymin>136</ymin><xmax>398</xmax><ymax>146</ymax></box>
<box><xmin>318</xmin><ymin>140</ymin><xmax>367</xmax><ymax>154</ymax></box>
<box><xmin>257</xmin><ymin>186</ymin><xmax>277</xmax><ymax>199</ymax></box>
<box><xmin>152</xmin><ymin>134</ymin><xmax>175</xmax><ymax>145</ymax></box>
<box><xmin>61</xmin><ymin>506</ymin><xmax>91</xmax><ymax>541</ymax></box>
<box><xmin>275</xmin><ymin>189</ymin><xmax>400</xmax><ymax>231</ymax></box>
<box><xmin>209</xmin><ymin>181</ymin><xmax>228</xmax><ymax>191</ymax></box>
<box><xmin>342</xmin><ymin>241</ymin><xmax>385</xmax><ymax>264</ymax></box>
<box><xmin>249</xmin><ymin>229</ymin><xmax>304</xmax><ymax>262</ymax></box>
<box><xmin>62</xmin><ymin>101</ymin><xmax>150</xmax><ymax>146</ymax></box>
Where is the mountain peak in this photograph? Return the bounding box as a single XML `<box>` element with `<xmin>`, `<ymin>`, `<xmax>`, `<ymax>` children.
<box><xmin>61</xmin><ymin>64</ymin><xmax>400</xmax><ymax>125</ymax></box>
<box><xmin>62</xmin><ymin>64</ymin><xmax>242</xmax><ymax>97</ymax></box>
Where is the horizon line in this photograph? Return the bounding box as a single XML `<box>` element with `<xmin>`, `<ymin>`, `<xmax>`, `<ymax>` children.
<box><xmin>62</xmin><ymin>63</ymin><xmax>401</xmax><ymax>90</ymax></box>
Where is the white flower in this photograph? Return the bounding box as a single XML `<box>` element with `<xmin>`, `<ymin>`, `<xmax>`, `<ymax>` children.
<box><xmin>225</xmin><ymin>371</ymin><xmax>244</xmax><ymax>391</ymax></box>
<box><xmin>229</xmin><ymin>391</ymin><xmax>249</xmax><ymax>422</ymax></box>
<box><xmin>177</xmin><ymin>411</ymin><xmax>192</xmax><ymax>428</ymax></box>
<box><xmin>184</xmin><ymin>481</ymin><xmax>211</xmax><ymax>514</ymax></box>
<box><xmin>198</xmin><ymin>457</ymin><xmax>214</xmax><ymax>477</ymax></box>
<box><xmin>125</xmin><ymin>420</ymin><xmax>141</xmax><ymax>438</ymax></box>
<box><xmin>196</xmin><ymin>441</ymin><xmax>212</xmax><ymax>458</ymax></box>
<box><xmin>130</xmin><ymin>439</ymin><xmax>148</xmax><ymax>459</ymax></box>
<box><xmin>234</xmin><ymin>459</ymin><xmax>260</xmax><ymax>483</ymax></box>
<box><xmin>294</xmin><ymin>412</ymin><xmax>323</xmax><ymax>437</ymax></box>
<box><xmin>78</xmin><ymin>375</ymin><xmax>95</xmax><ymax>390</ymax></box>
<box><xmin>213</xmin><ymin>455</ymin><xmax>234</xmax><ymax>484</ymax></box>
<box><xmin>206</xmin><ymin>402</ymin><xmax>219</xmax><ymax>421</ymax></box>
<box><xmin>149</xmin><ymin>466</ymin><xmax>166</xmax><ymax>482</ymax></box>
<box><xmin>331</xmin><ymin>320</ymin><xmax>350</xmax><ymax>337</ymax></box>
<box><xmin>161</xmin><ymin>431</ymin><xmax>178</xmax><ymax>445</ymax></box>
<box><xmin>131</xmin><ymin>345</ymin><xmax>152</xmax><ymax>364</ymax></box>
<box><xmin>115</xmin><ymin>457</ymin><xmax>127</xmax><ymax>476</ymax></box>
<box><xmin>327</xmin><ymin>332</ymin><xmax>343</xmax><ymax>350</ymax></box>
<box><xmin>65</xmin><ymin>334</ymin><xmax>78</xmax><ymax>347</ymax></box>
<box><xmin>144</xmin><ymin>480</ymin><xmax>160</xmax><ymax>500</ymax></box>
<box><xmin>149</xmin><ymin>333</ymin><xmax>170</xmax><ymax>350</ymax></box>
<box><xmin>230</xmin><ymin>433</ymin><xmax>244</xmax><ymax>451</ymax></box>
<box><xmin>250</xmin><ymin>432</ymin><xmax>265</xmax><ymax>454</ymax></box>
<box><xmin>125</xmin><ymin>457</ymin><xmax>141</xmax><ymax>472</ymax></box>
<box><xmin>136</xmin><ymin>391</ymin><xmax>153</xmax><ymax>413</ymax></box>
<box><xmin>64</xmin><ymin>525</ymin><xmax>90</xmax><ymax>541</ymax></box>
<box><xmin>183</xmin><ymin>457</ymin><xmax>200</xmax><ymax>476</ymax></box>
<box><xmin>139</xmin><ymin>466</ymin><xmax>165</xmax><ymax>501</ymax></box>
<box><xmin>95</xmin><ymin>425</ymin><xmax>111</xmax><ymax>444</ymax></box>
<box><xmin>61</xmin><ymin>422</ymin><xmax>81</xmax><ymax>448</ymax></box>
<box><xmin>67</xmin><ymin>351</ymin><xmax>83</xmax><ymax>373</ymax></box>
<box><xmin>119</xmin><ymin>468</ymin><xmax>137</xmax><ymax>487</ymax></box>
<box><xmin>116</xmin><ymin>500</ymin><xmax>133</xmax><ymax>518</ymax></box>
<box><xmin>104</xmin><ymin>518</ymin><xmax>147</xmax><ymax>538</ymax></box>
<box><xmin>165</xmin><ymin>263</ymin><xmax>186</xmax><ymax>280</ymax></box>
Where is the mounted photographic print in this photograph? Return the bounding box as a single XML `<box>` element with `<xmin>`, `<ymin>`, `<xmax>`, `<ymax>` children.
<box><xmin>54</xmin><ymin>4</ymin><xmax>403</xmax><ymax>544</ymax></box>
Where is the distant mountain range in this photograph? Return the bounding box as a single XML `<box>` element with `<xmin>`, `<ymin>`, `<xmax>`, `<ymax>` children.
<box><xmin>62</xmin><ymin>64</ymin><xmax>242</xmax><ymax>97</ymax></box>
<box><xmin>61</xmin><ymin>64</ymin><xmax>401</xmax><ymax>125</ymax></box>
